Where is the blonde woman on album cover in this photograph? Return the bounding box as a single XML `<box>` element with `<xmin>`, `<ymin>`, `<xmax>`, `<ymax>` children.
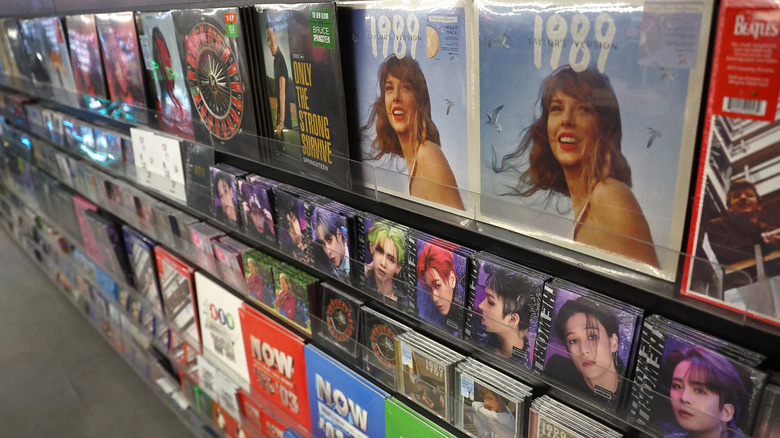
<box><xmin>492</xmin><ymin>65</ymin><xmax>657</xmax><ymax>267</ymax></box>
<box><xmin>362</xmin><ymin>55</ymin><xmax>464</xmax><ymax>211</ymax></box>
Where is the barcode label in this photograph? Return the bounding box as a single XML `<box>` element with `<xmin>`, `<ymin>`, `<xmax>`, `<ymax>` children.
<box><xmin>723</xmin><ymin>97</ymin><xmax>767</xmax><ymax>116</ymax></box>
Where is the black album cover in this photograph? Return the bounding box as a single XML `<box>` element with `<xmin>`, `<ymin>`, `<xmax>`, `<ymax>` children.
<box><xmin>238</xmin><ymin>179</ymin><xmax>276</xmax><ymax>246</ymax></box>
<box><xmin>137</xmin><ymin>11</ymin><xmax>195</xmax><ymax>140</ymax></box>
<box><xmin>39</xmin><ymin>17</ymin><xmax>79</xmax><ymax>105</ymax></box>
<box><xmin>173</xmin><ymin>8</ymin><xmax>259</xmax><ymax>160</ymax></box>
<box><xmin>360</xmin><ymin>306</ymin><xmax>410</xmax><ymax>387</ymax></box>
<box><xmin>18</xmin><ymin>18</ymin><xmax>51</xmax><ymax>85</ymax></box>
<box><xmin>317</xmin><ymin>284</ymin><xmax>363</xmax><ymax>357</ymax></box>
<box><xmin>211</xmin><ymin>165</ymin><xmax>242</xmax><ymax>230</ymax></box>
<box><xmin>255</xmin><ymin>3</ymin><xmax>351</xmax><ymax>189</ymax></box>
<box><xmin>273</xmin><ymin>188</ymin><xmax>311</xmax><ymax>264</ymax></box>
<box><xmin>65</xmin><ymin>14</ymin><xmax>109</xmax><ymax>100</ymax></box>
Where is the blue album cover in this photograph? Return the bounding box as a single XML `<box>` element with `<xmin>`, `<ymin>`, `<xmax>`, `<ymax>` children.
<box><xmin>478</xmin><ymin>0</ymin><xmax>713</xmax><ymax>280</ymax></box>
<box><xmin>344</xmin><ymin>0</ymin><xmax>472</xmax><ymax>213</ymax></box>
<box><xmin>304</xmin><ymin>344</ymin><xmax>389</xmax><ymax>438</ymax></box>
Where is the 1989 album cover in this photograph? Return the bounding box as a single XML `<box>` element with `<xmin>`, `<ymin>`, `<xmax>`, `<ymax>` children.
<box><xmin>478</xmin><ymin>0</ymin><xmax>714</xmax><ymax>280</ymax></box>
<box><xmin>341</xmin><ymin>0</ymin><xmax>476</xmax><ymax>213</ymax></box>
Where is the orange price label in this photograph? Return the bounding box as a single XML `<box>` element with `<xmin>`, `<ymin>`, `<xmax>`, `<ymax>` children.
<box><xmin>224</xmin><ymin>13</ymin><xmax>237</xmax><ymax>24</ymax></box>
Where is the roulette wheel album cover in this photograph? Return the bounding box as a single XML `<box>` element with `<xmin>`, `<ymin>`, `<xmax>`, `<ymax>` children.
<box><xmin>173</xmin><ymin>8</ymin><xmax>260</xmax><ymax>161</ymax></box>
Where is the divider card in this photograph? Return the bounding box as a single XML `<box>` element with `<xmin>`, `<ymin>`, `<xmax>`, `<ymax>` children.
<box><xmin>385</xmin><ymin>398</ymin><xmax>456</xmax><ymax>438</ymax></box>
<box><xmin>256</xmin><ymin>3</ymin><xmax>352</xmax><ymax>189</ymax></box>
<box><xmin>341</xmin><ymin>0</ymin><xmax>476</xmax><ymax>213</ymax></box>
<box><xmin>194</xmin><ymin>272</ymin><xmax>250</xmax><ymax>388</ymax></box>
<box><xmin>239</xmin><ymin>303</ymin><xmax>311</xmax><ymax>430</ymax></box>
<box><xmin>477</xmin><ymin>0</ymin><xmax>714</xmax><ymax>281</ymax></box>
<box><xmin>305</xmin><ymin>344</ymin><xmax>389</xmax><ymax>438</ymax></box>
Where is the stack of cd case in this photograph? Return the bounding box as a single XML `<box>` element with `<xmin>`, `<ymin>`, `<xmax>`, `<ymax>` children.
<box><xmin>455</xmin><ymin>357</ymin><xmax>532</xmax><ymax>438</ymax></box>
<box><xmin>533</xmin><ymin>279</ymin><xmax>644</xmax><ymax>409</ymax></box>
<box><xmin>307</xmin><ymin>199</ymin><xmax>358</xmax><ymax>284</ymax></box>
<box><xmin>272</xmin><ymin>263</ymin><xmax>320</xmax><ymax>335</ymax></box>
<box><xmin>528</xmin><ymin>395</ymin><xmax>622</xmax><ymax>438</ymax></box>
<box><xmin>464</xmin><ymin>251</ymin><xmax>548</xmax><ymax>369</ymax></box>
<box><xmin>212</xmin><ymin>236</ymin><xmax>251</xmax><ymax>293</ymax></box>
<box><xmin>314</xmin><ymin>283</ymin><xmax>364</xmax><ymax>361</ymax></box>
<box><xmin>357</xmin><ymin>213</ymin><xmax>414</xmax><ymax>306</ymax></box>
<box><xmin>395</xmin><ymin>331</ymin><xmax>465</xmax><ymax>422</ymax></box>
<box><xmin>241</xmin><ymin>248</ymin><xmax>281</xmax><ymax>312</ymax></box>
<box><xmin>629</xmin><ymin>314</ymin><xmax>767</xmax><ymax>437</ymax></box>
<box><xmin>211</xmin><ymin>164</ymin><xmax>247</xmax><ymax>231</ymax></box>
<box><xmin>360</xmin><ymin>305</ymin><xmax>411</xmax><ymax>387</ymax></box>
<box><xmin>238</xmin><ymin>174</ymin><xmax>277</xmax><ymax>248</ymax></box>
<box><xmin>272</xmin><ymin>184</ymin><xmax>323</xmax><ymax>266</ymax></box>
<box><xmin>409</xmin><ymin>232</ymin><xmax>474</xmax><ymax>338</ymax></box>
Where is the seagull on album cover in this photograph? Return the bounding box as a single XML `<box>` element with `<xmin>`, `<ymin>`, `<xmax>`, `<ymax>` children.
<box><xmin>486</xmin><ymin>105</ymin><xmax>504</xmax><ymax>133</ymax></box>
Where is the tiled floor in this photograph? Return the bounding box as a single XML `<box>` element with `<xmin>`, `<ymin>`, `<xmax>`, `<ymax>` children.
<box><xmin>0</xmin><ymin>230</ymin><xmax>196</xmax><ymax>437</ymax></box>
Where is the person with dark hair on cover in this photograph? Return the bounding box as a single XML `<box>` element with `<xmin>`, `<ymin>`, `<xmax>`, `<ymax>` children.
<box><xmin>276</xmin><ymin>194</ymin><xmax>309</xmax><ymax>264</ymax></box>
<box><xmin>493</xmin><ymin>65</ymin><xmax>657</xmax><ymax>267</ymax></box>
<box><xmin>266</xmin><ymin>22</ymin><xmax>294</xmax><ymax>140</ymax></box>
<box><xmin>243</xmin><ymin>190</ymin><xmax>275</xmax><ymax>240</ymax></box>
<box><xmin>704</xmin><ymin>179</ymin><xmax>780</xmax><ymax>289</ymax></box>
<box><xmin>214</xmin><ymin>171</ymin><xmax>238</xmax><ymax>227</ymax></box>
<box><xmin>312</xmin><ymin>207</ymin><xmax>349</xmax><ymax>279</ymax></box>
<box><xmin>478</xmin><ymin>264</ymin><xmax>533</xmax><ymax>364</ymax></box>
<box><xmin>545</xmin><ymin>297</ymin><xmax>624</xmax><ymax>404</ymax></box>
<box><xmin>661</xmin><ymin>346</ymin><xmax>748</xmax><ymax>438</ymax></box>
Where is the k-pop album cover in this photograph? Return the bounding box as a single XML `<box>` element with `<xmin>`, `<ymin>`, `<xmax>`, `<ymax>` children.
<box><xmin>534</xmin><ymin>281</ymin><xmax>643</xmax><ymax>409</ymax></box>
<box><xmin>465</xmin><ymin>254</ymin><xmax>546</xmax><ymax>369</ymax></box>
<box><xmin>256</xmin><ymin>3</ymin><xmax>352</xmax><ymax>189</ymax></box>
<box><xmin>477</xmin><ymin>0</ymin><xmax>714</xmax><ymax>281</ymax></box>
<box><xmin>340</xmin><ymin>0</ymin><xmax>476</xmax><ymax>213</ymax></box>
<box><xmin>630</xmin><ymin>318</ymin><xmax>768</xmax><ymax>437</ymax></box>
<box><xmin>681</xmin><ymin>0</ymin><xmax>780</xmax><ymax>327</ymax></box>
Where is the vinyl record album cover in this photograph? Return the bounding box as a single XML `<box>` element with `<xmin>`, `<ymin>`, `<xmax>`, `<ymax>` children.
<box><xmin>137</xmin><ymin>11</ymin><xmax>195</xmax><ymax>140</ymax></box>
<box><xmin>256</xmin><ymin>3</ymin><xmax>352</xmax><ymax>189</ymax></box>
<box><xmin>95</xmin><ymin>12</ymin><xmax>149</xmax><ymax>108</ymax></box>
<box><xmin>39</xmin><ymin>17</ymin><xmax>78</xmax><ymax>103</ymax></box>
<box><xmin>478</xmin><ymin>0</ymin><xmax>714</xmax><ymax>281</ymax></box>
<box><xmin>681</xmin><ymin>0</ymin><xmax>780</xmax><ymax>326</ymax></box>
<box><xmin>239</xmin><ymin>304</ymin><xmax>311</xmax><ymax>430</ymax></box>
<box><xmin>17</xmin><ymin>18</ymin><xmax>52</xmax><ymax>85</ymax></box>
<box><xmin>341</xmin><ymin>0</ymin><xmax>474</xmax><ymax>212</ymax></box>
<box><xmin>173</xmin><ymin>8</ymin><xmax>259</xmax><ymax>160</ymax></box>
<box><xmin>65</xmin><ymin>14</ymin><xmax>109</xmax><ymax>100</ymax></box>
<box><xmin>305</xmin><ymin>344</ymin><xmax>389</xmax><ymax>438</ymax></box>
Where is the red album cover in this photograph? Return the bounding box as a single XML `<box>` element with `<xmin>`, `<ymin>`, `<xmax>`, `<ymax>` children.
<box><xmin>682</xmin><ymin>0</ymin><xmax>780</xmax><ymax>326</ymax></box>
<box><xmin>238</xmin><ymin>304</ymin><xmax>310</xmax><ymax>430</ymax></box>
<box><xmin>212</xmin><ymin>401</ymin><xmax>240</xmax><ymax>438</ymax></box>
<box><xmin>95</xmin><ymin>12</ymin><xmax>149</xmax><ymax>107</ymax></box>
<box><xmin>154</xmin><ymin>246</ymin><xmax>201</xmax><ymax>344</ymax></box>
<box><xmin>65</xmin><ymin>14</ymin><xmax>109</xmax><ymax>99</ymax></box>
<box><xmin>72</xmin><ymin>194</ymin><xmax>102</xmax><ymax>266</ymax></box>
<box><xmin>237</xmin><ymin>389</ymin><xmax>264</xmax><ymax>430</ymax></box>
<box><xmin>259</xmin><ymin>409</ymin><xmax>287</xmax><ymax>438</ymax></box>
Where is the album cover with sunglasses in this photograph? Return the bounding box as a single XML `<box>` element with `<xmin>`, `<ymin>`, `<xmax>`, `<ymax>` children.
<box><xmin>477</xmin><ymin>0</ymin><xmax>715</xmax><ymax>282</ymax></box>
<box><xmin>136</xmin><ymin>11</ymin><xmax>195</xmax><ymax>140</ymax></box>
<box><xmin>339</xmin><ymin>0</ymin><xmax>475</xmax><ymax>214</ymax></box>
<box><xmin>172</xmin><ymin>8</ymin><xmax>260</xmax><ymax>161</ymax></box>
